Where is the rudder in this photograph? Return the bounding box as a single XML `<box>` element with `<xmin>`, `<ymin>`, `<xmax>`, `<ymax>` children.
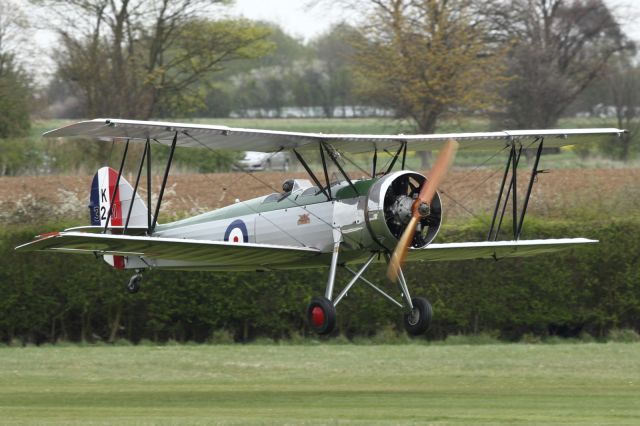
<box><xmin>89</xmin><ymin>166</ymin><xmax>149</xmax><ymax>229</ymax></box>
<box><xmin>89</xmin><ymin>167</ymin><xmax>150</xmax><ymax>270</ymax></box>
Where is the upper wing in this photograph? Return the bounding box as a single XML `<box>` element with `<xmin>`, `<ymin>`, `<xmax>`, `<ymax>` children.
<box><xmin>405</xmin><ymin>238</ymin><xmax>596</xmax><ymax>262</ymax></box>
<box><xmin>15</xmin><ymin>231</ymin><xmax>321</xmax><ymax>268</ymax></box>
<box><xmin>43</xmin><ymin>118</ymin><xmax>625</xmax><ymax>153</ymax></box>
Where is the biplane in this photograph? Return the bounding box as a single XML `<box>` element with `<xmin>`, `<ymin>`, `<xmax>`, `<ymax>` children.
<box><xmin>15</xmin><ymin>119</ymin><xmax>625</xmax><ymax>335</ymax></box>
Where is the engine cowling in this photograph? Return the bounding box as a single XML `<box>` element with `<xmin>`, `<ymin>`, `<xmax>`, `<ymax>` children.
<box><xmin>365</xmin><ymin>170</ymin><xmax>443</xmax><ymax>252</ymax></box>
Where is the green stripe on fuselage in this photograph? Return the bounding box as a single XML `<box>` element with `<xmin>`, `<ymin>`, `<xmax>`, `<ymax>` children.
<box><xmin>334</xmin><ymin>178</ymin><xmax>377</xmax><ymax>200</ymax></box>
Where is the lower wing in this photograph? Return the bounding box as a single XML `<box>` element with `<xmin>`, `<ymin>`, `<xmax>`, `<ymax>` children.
<box><xmin>406</xmin><ymin>238</ymin><xmax>596</xmax><ymax>262</ymax></box>
<box><xmin>16</xmin><ymin>232</ymin><xmax>595</xmax><ymax>267</ymax></box>
<box><xmin>15</xmin><ymin>231</ymin><xmax>321</xmax><ymax>268</ymax></box>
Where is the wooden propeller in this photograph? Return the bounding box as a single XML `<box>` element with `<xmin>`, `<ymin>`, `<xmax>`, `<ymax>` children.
<box><xmin>386</xmin><ymin>139</ymin><xmax>459</xmax><ymax>282</ymax></box>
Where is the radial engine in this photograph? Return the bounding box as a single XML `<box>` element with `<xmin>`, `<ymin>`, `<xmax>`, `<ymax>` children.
<box><xmin>364</xmin><ymin>170</ymin><xmax>443</xmax><ymax>252</ymax></box>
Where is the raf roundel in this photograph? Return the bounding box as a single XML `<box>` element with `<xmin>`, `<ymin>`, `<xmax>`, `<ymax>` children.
<box><xmin>224</xmin><ymin>219</ymin><xmax>248</xmax><ymax>244</ymax></box>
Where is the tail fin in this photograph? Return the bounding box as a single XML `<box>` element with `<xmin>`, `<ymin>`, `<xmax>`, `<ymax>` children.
<box><xmin>89</xmin><ymin>166</ymin><xmax>149</xmax><ymax>229</ymax></box>
<box><xmin>89</xmin><ymin>167</ymin><xmax>150</xmax><ymax>270</ymax></box>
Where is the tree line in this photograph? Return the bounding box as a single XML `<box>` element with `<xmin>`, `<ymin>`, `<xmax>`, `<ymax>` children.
<box><xmin>0</xmin><ymin>0</ymin><xmax>638</xmax><ymax>169</ymax></box>
<box><xmin>1</xmin><ymin>217</ymin><xmax>638</xmax><ymax>344</ymax></box>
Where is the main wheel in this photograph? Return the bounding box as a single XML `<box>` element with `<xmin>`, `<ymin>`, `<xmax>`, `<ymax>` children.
<box><xmin>126</xmin><ymin>274</ymin><xmax>142</xmax><ymax>294</ymax></box>
<box><xmin>307</xmin><ymin>296</ymin><xmax>337</xmax><ymax>335</ymax></box>
<box><xmin>403</xmin><ymin>297</ymin><xmax>432</xmax><ymax>335</ymax></box>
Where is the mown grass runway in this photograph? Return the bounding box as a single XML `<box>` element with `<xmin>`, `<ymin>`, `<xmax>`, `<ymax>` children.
<box><xmin>1</xmin><ymin>343</ymin><xmax>639</xmax><ymax>424</ymax></box>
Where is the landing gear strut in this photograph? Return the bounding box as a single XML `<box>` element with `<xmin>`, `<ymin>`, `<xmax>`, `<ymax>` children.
<box><xmin>307</xmin><ymin>236</ymin><xmax>340</xmax><ymax>335</ymax></box>
<box><xmin>306</xmin><ymin>244</ymin><xmax>434</xmax><ymax>336</ymax></box>
<box><xmin>395</xmin><ymin>266</ymin><xmax>433</xmax><ymax>335</ymax></box>
<box><xmin>126</xmin><ymin>273</ymin><xmax>142</xmax><ymax>294</ymax></box>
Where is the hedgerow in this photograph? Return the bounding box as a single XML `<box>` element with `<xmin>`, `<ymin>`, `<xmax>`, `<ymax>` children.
<box><xmin>1</xmin><ymin>217</ymin><xmax>638</xmax><ymax>343</ymax></box>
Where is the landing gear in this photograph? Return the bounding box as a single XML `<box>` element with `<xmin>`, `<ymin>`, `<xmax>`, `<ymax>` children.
<box><xmin>307</xmin><ymin>296</ymin><xmax>337</xmax><ymax>335</ymax></box>
<box><xmin>309</xmin><ymin>234</ymin><xmax>433</xmax><ymax>336</ymax></box>
<box><xmin>126</xmin><ymin>273</ymin><xmax>142</xmax><ymax>294</ymax></box>
<box><xmin>403</xmin><ymin>297</ymin><xmax>432</xmax><ymax>336</ymax></box>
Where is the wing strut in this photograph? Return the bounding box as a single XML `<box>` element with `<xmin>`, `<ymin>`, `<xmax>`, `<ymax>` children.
<box><xmin>372</xmin><ymin>147</ymin><xmax>378</xmax><ymax>177</ymax></box>
<box><xmin>401</xmin><ymin>142</ymin><xmax>408</xmax><ymax>170</ymax></box>
<box><xmin>487</xmin><ymin>143</ymin><xmax>514</xmax><ymax>240</ymax></box>
<box><xmin>492</xmin><ymin>143</ymin><xmax>523</xmax><ymax>240</ymax></box>
<box><xmin>511</xmin><ymin>140</ymin><xmax>519</xmax><ymax>239</ymax></box>
<box><xmin>124</xmin><ymin>138</ymin><xmax>149</xmax><ymax>232</ymax></box>
<box><xmin>322</xmin><ymin>142</ymin><xmax>357</xmax><ymax>194</ymax></box>
<box><xmin>487</xmin><ymin>138</ymin><xmax>544</xmax><ymax>241</ymax></box>
<box><xmin>318</xmin><ymin>141</ymin><xmax>332</xmax><ymax>199</ymax></box>
<box><xmin>151</xmin><ymin>131</ymin><xmax>178</xmax><ymax>232</ymax></box>
<box><xmin>517</xmin><ymin>139</ymin><xmax>544</xmax><ymax>239</ymax></box>
<box><xmin>146</xmin><ymin>136</ymin><xmax>152</xmax><ymax>232</ymax></box>
<box><xmin>103</xmin><ymin>139</ymin><xmax>130</xmax><ymax>234</ymax></box>
<box><xmin>293</xmin><ymin>148</ymin><xmax>330</xmax><ymax>200</ymax></box>
<box><xmin>385</xmin><ymin>142</ymin><xmax>405</xmax><ymax>175</ymax></box>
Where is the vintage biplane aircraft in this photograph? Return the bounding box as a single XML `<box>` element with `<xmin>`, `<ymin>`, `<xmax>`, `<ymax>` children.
<box><xmin>16</xmin><ymin>119</ymin><xmax>625</xmax><ymax>335</ymax></box>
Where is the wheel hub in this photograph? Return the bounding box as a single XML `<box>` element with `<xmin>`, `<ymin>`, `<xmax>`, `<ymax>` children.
<box><xmin>311</xmin><ymin>306</ymin><xmax>325</xmax><ymax>328</ymax></box>
<box><xmin>407</xmin><ymin>307</ymin><xmax>420</xmax><ymax>326</ymax></box>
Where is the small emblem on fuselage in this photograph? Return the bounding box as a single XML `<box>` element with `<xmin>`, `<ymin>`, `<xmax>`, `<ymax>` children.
<box><xmin>297</xmin><ymin>213</ymin><xmax>311</xmax><ymax>225</ymax></box>
<box><xmin>224</xmin><ymin>219</ymin><xmax>248</xmax><ymax>243</ymax></box>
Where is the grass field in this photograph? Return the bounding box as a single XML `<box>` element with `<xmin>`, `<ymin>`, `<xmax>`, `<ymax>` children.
<box><xmin>1</xmin><ymin>343</ymin><xmax>639</xmax><ymax>425</ymax></box>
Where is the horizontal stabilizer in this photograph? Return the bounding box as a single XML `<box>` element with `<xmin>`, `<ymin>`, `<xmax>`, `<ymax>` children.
<box><xmin>15</xmin><ymin>231</ymin><xmax>321</xmax><ymax>268</ymax></box>
<box><xmin>64</xmin><ymin>225</ymin><xmax>149</xmax><ymax>235</ymax></box>
<box><xmin>406</xmin><ymin>238</ymin><xmax>597</xmax><ymax>262</ymax></box>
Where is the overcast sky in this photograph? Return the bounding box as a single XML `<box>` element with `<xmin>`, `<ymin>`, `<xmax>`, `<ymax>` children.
<box><xmin>226</xmin><ymin>1</ymin><xmax>350</xmax><ymax>41</ymax></box>
<box><xmin>28</xmin><ymin>0</ymin><xmax>640</xmax><ymax>83</ymax></box>
<box><xmin>33</xmin><ymin>0</ymin><xmax>640</xmax><ymax>48</ymax></box>
<box><xmin>226</xmin><ymin>0</ymin><xmax>640</xmax><ymax>42</ymax></box>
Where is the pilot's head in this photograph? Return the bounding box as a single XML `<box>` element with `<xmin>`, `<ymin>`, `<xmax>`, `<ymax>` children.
<box><xmin>282</xmin><ymin>179</ymin><xmax>294</xmax><ymax>193</ymax></box>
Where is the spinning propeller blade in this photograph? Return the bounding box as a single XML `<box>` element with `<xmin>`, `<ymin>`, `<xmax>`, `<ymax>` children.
<box><xmin>386</xmin><ymin>139</ymin><xmax>458</xmax><ymax>282</ymax></box>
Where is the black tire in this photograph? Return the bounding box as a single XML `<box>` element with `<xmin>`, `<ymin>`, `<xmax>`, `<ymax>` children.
<box><xmin>403</xmin><ymin>297</ymin><xmax>432</xmax><ymax>335</ymax></box>
<box><xmin>126</xmin><ymin>274</ymin><xmax>142</xmax><ymax>294</ymax></box>
<box><xmin>307</xmin><ymin>296</ymin><xmax>337</xmax><ymax>335</ymax></box>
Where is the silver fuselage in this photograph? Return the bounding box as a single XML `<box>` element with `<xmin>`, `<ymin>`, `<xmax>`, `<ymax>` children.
<box><xmin>125</xmin><ymin>179</ymin><xmax>378</xmax><ymax>270</ymax></box>
<box><xmin>123</xmin><ymin>171</ymin><xmax>441</xmax><ymax>271</ymax></box>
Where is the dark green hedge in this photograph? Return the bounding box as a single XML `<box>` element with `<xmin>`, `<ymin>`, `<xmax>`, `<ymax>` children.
<box><xmin>1</xmin><ymin>218</ymin><xmax>638</xmax><ymax>343</ymax></box>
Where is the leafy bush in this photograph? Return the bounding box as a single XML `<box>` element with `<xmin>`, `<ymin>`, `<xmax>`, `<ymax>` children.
<box><xmin>208</xmin><ymin>329</ymin><xmax>235</xmax><ymax>344</ymax></box>
<box><xmin>607</xmin><ymin>328</ymin><xmax>640</xmax><ymax>343</ymax></box>
<box><xmin>1</xmin><ymin>218</ymin><xmax>639</xmax><ymax>344</ymax></box>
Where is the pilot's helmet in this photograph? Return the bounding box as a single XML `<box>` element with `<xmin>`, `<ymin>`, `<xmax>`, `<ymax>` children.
<box><xmin>282</xmin><ymin>179</ymin><xmax>294</xmax><ymax>193</ymax></box>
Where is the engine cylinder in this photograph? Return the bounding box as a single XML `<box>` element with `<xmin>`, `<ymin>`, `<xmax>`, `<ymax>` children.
<box><xmin>365</xmin><ymin>170</ymin><xmax>442</xmax><ymax>252</ymax></box>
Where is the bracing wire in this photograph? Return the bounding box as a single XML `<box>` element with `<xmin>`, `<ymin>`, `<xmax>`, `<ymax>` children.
<box><xmin>180</xmin><ymin>132</ymin><xmax>364</xmax><ymax>248</ymax></box>
<box><xmin>437</xmin><ymin>139</ymin><xmax>540</xmax><ymax>223</ymax></box>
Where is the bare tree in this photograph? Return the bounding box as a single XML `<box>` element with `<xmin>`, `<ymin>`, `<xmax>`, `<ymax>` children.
<box><xmin>605</xmin><ymin>57</ymin><xmax>640</xmax><ymax>161</ymax></box>
<box><xmin>0</xmin><ymin>0</ymin><xmax>32</xmax><ymax>139</ymax></box>
<box><xmin>311</xmin><ymin>23</ymin><xmax>357</xmax><ymax>118</ymax></box>
<box><xmin>347</xmin><ymin>0</ymin><xmax>507</xmax><ymax>167</ymax></box>
<box><xmin>34</xmin><ymin>0</ymin><xmax>272</xmax><ymax>118</ymax></box>
<box><xmin>496</xmin><ymin>0</ymin><xmax>632</xmax><ymax>128</ymax></box>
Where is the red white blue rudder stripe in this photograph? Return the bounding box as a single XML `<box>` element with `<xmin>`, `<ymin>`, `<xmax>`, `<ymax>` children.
<box><xmin>89</xmin><ymin>167</ymin><xmax>149</xmax><ymax>228</ymax></box>
<box><xmin>89</xmin><ymin>167</ymin><xmax>150</xmax><ymax>269</ymax></box>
